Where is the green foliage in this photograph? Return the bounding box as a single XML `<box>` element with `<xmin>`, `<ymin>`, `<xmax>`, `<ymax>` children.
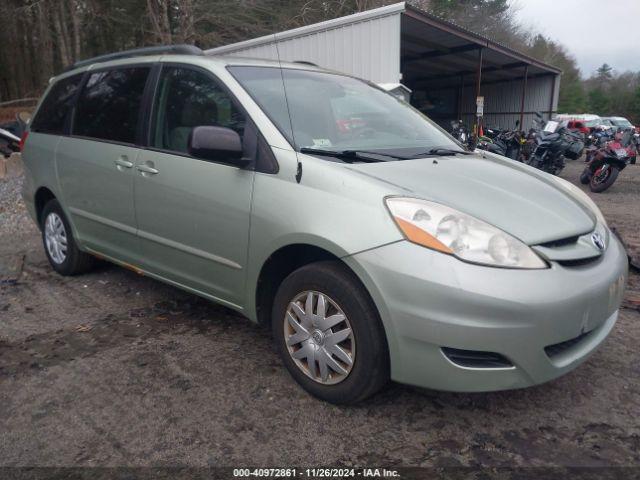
<box><xmin>1</xmin><ymin>0</ymin><xmax>640</xmax><ymax>126</ymax></box>
<box><xmin>429</xmin><ymin>0</ymin><xmax>510</xmax><ymax>16</ymax></box>
<box><xmin>634</xmin><ymin>85</ymin><xmax>640</xmax><ymax>121</ymax></box>
<box><xmin>527</xmin><ymin>35</ymin><xmax>585</xmax><ymax>113</ymax></box>
<box><xmin>596</xmin><ymin>63</ymin><xmax>613</xmax><ymax>81</ymax></box>
<box><xmin>558</xmin><ymin>82</ymin><xmax>587</xmax><ymax>114</ymax></box>
<box><xmin>588</xmin><ymin>88</ymin><xmax>609</xmax><ymax>114</ymax></box>
<box><xmin>426</xmin><ymin>0</ymin><xmax>525</xmax><ymax>47</ymax></box>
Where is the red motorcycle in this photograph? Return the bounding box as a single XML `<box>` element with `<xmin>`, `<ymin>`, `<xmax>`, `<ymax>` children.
<box><xmin>580</xmin><ymin>129</ymin><xmax>637</xmax><ymax>193</ymax></box>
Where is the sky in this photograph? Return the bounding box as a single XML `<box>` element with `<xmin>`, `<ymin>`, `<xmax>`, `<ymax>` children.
<box><xmin>511</xmin><ymin>0</ymin><xmax>640</xmax><ymax>77</ymax></box>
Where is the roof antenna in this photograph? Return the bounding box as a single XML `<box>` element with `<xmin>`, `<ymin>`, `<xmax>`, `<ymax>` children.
<box><xmin>274</xmin><ymin>35</ymin><xmax>302</xmax><ymax>183</ymax></box>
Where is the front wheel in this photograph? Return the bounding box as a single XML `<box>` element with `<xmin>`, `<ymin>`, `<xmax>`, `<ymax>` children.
<box><xmin>590</xmin><ymin>165</ymin><xmax>619</xmax><ymax>193</ymax></box>
<box><xmin>272</xmin><ymin>261</ymin><xmax>389</xmax><ymax>404</ymax></box>
<box><xmin>580</xmin><ymin>167</ymin><xmax>592</xmax><ymax>185</ymax></box>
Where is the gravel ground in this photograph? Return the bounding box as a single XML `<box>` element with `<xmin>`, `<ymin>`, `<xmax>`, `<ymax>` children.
<box><xmin>0</xmin><ymin>158</ymin><xmax>639</xmax><ymax>472</ymax></box>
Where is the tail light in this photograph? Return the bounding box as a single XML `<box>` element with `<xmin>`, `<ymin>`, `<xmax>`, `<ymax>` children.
<box><xmin>19</xmin><ymin>131</ymin><xmax>29</xmax><ymax>151</ymax></box>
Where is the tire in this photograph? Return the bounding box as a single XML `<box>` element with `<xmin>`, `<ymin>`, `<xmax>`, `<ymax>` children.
<box><xmin>579</xmin><ymin>168</ymin><xmax>591</xmax><ymax>185</ymax></box>
<box><xmin>590</xmin><ymin>166</ymin><xmax>619</xmax><ymax>193</ymax></box>
<box><xmin>41</xmin><ymin>199</ymin><xmax>96</xmax><ymax>275</ymax></box>
<box><xmin>271</xmin><ymin>261</ymin><xmax>389</xmax><ymax>404</ymax></box>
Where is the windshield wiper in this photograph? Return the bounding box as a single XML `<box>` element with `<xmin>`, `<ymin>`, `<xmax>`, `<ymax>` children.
<box><xmin>299</xmin><ymin>147</ymin><xmax>407</xmax><ymax>163</ymax></box>
<box><xmin>300</xmin><ymin>146</ymin><xmax>470</xmax><ymax>162</ymax></box>
<box><xmin>416</xmin><ymin>147</ymin><xmax>471</xmax><ymax>157</ymax></box>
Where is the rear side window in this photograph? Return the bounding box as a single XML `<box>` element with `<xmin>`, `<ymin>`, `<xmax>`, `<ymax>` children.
<box><xmin>74</xmin><ymin>67</ymin><xmax>150</xmax><ymax>144</ymax></box>
<box><xmin>31</xmin><ymin>74</ymin><xmax>83</xmax><ymax>134</ymax></box>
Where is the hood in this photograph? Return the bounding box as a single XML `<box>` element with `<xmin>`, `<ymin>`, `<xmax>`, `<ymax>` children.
<box><xmin>346</xmin><ymin>152</ymin><xmax>595</xmax><ymax>245</ymax></box>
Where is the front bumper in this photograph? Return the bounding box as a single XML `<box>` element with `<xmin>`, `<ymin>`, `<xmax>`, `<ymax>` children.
<box><xmin>344</xmin><ymin>234</ymin><xmax>628</xmax><ymax>392</ymax></box>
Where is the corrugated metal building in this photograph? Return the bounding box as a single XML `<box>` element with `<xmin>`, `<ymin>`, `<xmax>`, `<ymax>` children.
<box><xmin>206</xmin><ymin>2</ymin><xmax>561</xmax><ymax>131</ymax></box>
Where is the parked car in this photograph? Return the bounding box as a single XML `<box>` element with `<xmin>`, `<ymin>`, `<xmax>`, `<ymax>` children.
<box><xmin>555</xmin><ymin>114</ymin><xmax>603</xmax><ymax>133</ymax></box>
<box><xmin>566</xmin><ymin>120</ymin><xmax>589</xmax><ymax>135</ymax></box>
<box><xmin>603</xmin><ymin>116</ymin><xmax>636</xmax><ymax>131</ymax></box>
<box><xmin>598</xmin><ymin>118</ymin><xmax>614</xmax><ymax>129</ymax></box>
<box><xmin>22</xmin><ymin>46</ymin><xmax>628</xmax><ymax>404</ymax></box>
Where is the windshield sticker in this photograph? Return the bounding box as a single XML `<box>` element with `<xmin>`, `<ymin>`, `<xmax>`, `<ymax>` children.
<box><xmin>312</xmin><ymin>138</ymin><xmax>332</xmax><ymax>147</ymax></box>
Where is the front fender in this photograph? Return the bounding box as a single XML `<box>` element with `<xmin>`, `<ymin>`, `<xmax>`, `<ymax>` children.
<box><xmin>243</xmin><ymin>233</ymin><xmax>357</xmax><ymax>323</ymax></box>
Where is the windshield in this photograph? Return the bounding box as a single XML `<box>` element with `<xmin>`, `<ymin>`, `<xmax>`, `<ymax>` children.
<box><xmin>611</xmin><ymin>118</ymin><xmax>632</xmax><ymax>127</ymax></box>
<box><xmin>584</xmin><ymin>119</ymin><xmax>601</xmax><ymax>127</ymax></box>
<box><xmin>228</xmin><ymin>66</ymin><xmax>460</xmax><ymax>156</ymax></box>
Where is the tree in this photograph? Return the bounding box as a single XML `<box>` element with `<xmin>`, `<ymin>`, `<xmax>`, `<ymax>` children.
<box><xmin>632</xmin><ymin>84</ymin><xmax>640</xmax><ymax>124</ymax></box>
<box><xmin>427</xmin><ymin>0</ymin><xmax>527</xmax><ymax>48</ymax></box>
<box><xmin>596</xmin><ymin>63</ymin><xmax>613</xmax><ymax>81</ymax></box>
<box><xmin>587</xmin><ymin>88</ymin><xmax>608</xmax><ymax>115</ymax></box>
<box><xmin>528</xmin><ymin>35</ymin><xmax>586</xmax><ymax>113</ymax></box>
<box><xmin>1</xmin><ymin>0</ymin><xmax>639</xmax><ymax>126</ymax></box>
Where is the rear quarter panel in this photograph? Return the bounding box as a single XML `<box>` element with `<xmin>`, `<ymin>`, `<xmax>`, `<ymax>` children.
<box><xmin>21</xmin><ymin>132</ymin><xmax>63</xmax><ymax>226</ymax></box>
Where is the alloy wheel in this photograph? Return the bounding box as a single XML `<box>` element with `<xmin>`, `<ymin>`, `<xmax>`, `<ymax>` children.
<box><xmin>284</xmin><ymin>291</ymin><xmax>355</xmax><ymax>385</ymax></box>
<box><xmin>44</xmin><ymin>212</ymin><xmax>67</xmax><ymax>264</ymax></box>
<box><xmin>593</xmin><ymin>165</ymin><xmax>610</xmax><ymax>184</ymax></box>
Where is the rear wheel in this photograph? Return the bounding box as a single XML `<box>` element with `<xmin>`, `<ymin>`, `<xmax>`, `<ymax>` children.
<box><xmin>272</xmin><ymin>261</ymin><xmax>389</xmax><ymax>404</ymax></box>
<box><xmin>590</xmin><ymin>165</ymin><xmax>619</xmax><ymax>193</ymax></box>
<box><xmin>41</xmin><ymin>199</ymin><xmax>96</xmax><ymax>275</ymax></box>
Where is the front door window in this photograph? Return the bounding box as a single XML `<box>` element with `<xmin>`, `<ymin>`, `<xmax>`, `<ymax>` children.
<box><xmin>151</xmin><ymin>66</ymin><xmax>245</xmax><ymax>155</ymax></box>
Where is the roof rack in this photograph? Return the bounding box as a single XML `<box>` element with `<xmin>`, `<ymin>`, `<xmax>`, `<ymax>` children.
<box><xmin>65</xmin><ymin>44</ymin><xmax>203</xmax><ymax>71</ymax></box>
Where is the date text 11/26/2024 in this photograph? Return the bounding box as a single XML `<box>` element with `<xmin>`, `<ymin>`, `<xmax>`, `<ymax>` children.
<box><xmin>233</xmin><ymin>468</ymin><xmax>401</xmax><ymax>478</ymax></box>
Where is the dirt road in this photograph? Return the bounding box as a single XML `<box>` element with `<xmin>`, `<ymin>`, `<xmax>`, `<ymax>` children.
<box><xmin>1</xmin><ymin>159</ymin><xmax>639</xmax><ymax>469</ymax></box>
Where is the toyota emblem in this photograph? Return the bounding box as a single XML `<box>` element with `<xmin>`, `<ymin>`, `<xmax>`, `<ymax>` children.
<box><xmin>591</xmin><ymin>232</ymin><xmax>605</xmax><ymax>251</ymax></box>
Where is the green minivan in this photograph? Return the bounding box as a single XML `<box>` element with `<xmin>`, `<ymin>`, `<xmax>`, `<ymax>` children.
<box><xmin>22</xmin><ymin>46</ymin><xmax>627</xmax><ymax>404</ymax></box>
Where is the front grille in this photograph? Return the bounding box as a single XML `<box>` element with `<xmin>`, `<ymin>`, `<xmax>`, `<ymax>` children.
<box><xmin>539</xmin><ymin>235</ymin><xmax>580</xmax><ymax>248</ymax></box>
<box><xmin>442</xmin><ymin>347</ymin><xmax>513</xmax><ymax>369</ymax></box>
<box><xmin>557</xmin><ymin>256</ymin><xmax>600</xmax><ymax>268</ymax></box>
<box><xmin>544</xmin><ymin>330</ymin><xmax>593</xmax><ymax>358</ymax></box>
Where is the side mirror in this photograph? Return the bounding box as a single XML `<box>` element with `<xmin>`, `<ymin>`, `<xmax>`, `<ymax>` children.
<box><xmin>188</xmin><ymin>126</ymin><xmax>249</xmax><ymax>167</ymax></box>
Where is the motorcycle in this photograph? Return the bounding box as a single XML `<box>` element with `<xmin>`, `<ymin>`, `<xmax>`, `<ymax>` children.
<box><xmin>580</xmin><ymin>129</ymin><xmax>636</xmax><ymax>193</ymax></box>
<box><xmin>631</xmin><ymin>130</ymin><xmax>640</xmax><ymax>157</ymax></box>
<box><xmin>585</xmin><ymin>125</ymin><xmax>611</xmax><ymax>148</ymax></box>
<box><xmin>0</xmin><ymin>112</ymin><xmax>29</xmax><ymax>158</ymax></box>
<box><xmin>527</xmin><ymin>120</ymin><xmax>584</xmax><ymax>175</ymax></box>
<box><xmin>476</xmin><ymin>121</ymin><xmax>525</xmax><ymax>161</ymax></box>
<box><xmin>584</xmin><ymin>126</ymin><xmax>614</xmax><ymax>163</ymax></box>
<box><xmin>517</xmin><ymin>112</ymin><xmax>547</xmax><ymax>164</ymax></box>
<box><xmin>0</xmin><ymin>127</ymin><xmax>20</xmax><ymax>158</ymax></box>
<box><xmin>451</xmin><ymin>120</ymin><xmax>471</xmax><ymax>145</ymax></box>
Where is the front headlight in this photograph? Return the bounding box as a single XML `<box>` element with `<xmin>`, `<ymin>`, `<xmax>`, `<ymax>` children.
<box><xmin>385</xmin><ymin>197</ymin><xmax>547</xmax><ymax>269</ymax></box>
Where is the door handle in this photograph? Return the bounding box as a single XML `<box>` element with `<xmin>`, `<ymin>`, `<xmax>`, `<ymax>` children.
<box><xmin>136</xmin><ymin>163</ymin><xmax>159</xmax><ymax>175</ymax></box>
<box><xmin>115</xmin><ymin>156</ymin><xmax>133</xmax><ymax>170</ymax></box>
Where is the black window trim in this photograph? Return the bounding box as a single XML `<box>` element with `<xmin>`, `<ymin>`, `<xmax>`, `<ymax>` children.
<box><xmin>68</xmin><ymin>62</ymin><xmax>155</xmax><ymax>148</ymax></box>
<box><xmin>28</xmin><ymin>61</ymin><xmax>279</xmax><ymax>174</ymax></box>
<box><xmin>29</xmin><ymin>71</ymin><xmax>86</xmax><ymax>136</ymax></box>
<box><xmin>142</xmin><ymin>61</ymin><xmax>278</xmax><ymax>174</ymax></box>
<box><xmin>66</xmin><ymin>71</ymin><xmax>89</xmax><ymax>136</ymax></box>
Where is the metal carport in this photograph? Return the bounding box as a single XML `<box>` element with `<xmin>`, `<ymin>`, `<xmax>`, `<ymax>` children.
<box><xmin>206</xmin><ymin>2</ymin><xmax>561</xmax><ymax>131</ymax></box>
